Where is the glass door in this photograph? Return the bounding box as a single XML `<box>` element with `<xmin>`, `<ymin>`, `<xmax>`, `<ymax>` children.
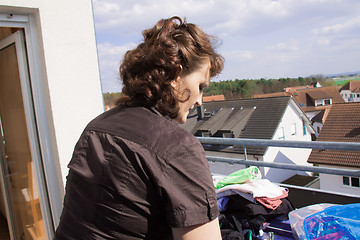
<box><xmin>0</xmin><ymin>29</ymin><xmax>47</xmax><ymax>239</ymax></box>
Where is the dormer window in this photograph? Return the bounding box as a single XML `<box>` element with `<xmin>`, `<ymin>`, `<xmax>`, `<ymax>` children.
<box><xmin>222</xmin><ymin>132</ymin><xmax>234</xmax><ymax>138</ymax></box>
<box><xmin>324</xmin><ymin>99</ymin><xmax>331</xmax><ymax>105</ymax></box>
<box><xmin>315</xmin><ymin>98</ymin><xmax>332</xmax><ymax>106</ymax></box>
<box><xmin>202</xmin><ymin>132</ymin><xmax>211</xmax><ymax>137</ymax></box>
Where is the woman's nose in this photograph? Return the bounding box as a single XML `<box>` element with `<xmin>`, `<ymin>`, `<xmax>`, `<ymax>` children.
<box><xmin>195</xmin><ymin>96</ymin><xmax>203</xmax><ymax>106</ymax></box>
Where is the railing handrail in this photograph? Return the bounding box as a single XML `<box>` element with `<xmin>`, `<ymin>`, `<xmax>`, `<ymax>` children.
<box><xmin>206</xmin><ymin>156</ymin><xmax>360</xmax><ymax>177</ymax></box>
<box><xmin>197</xmin><ymin>137</ymin><xmax>360</xmax><ymax>177</ymax></box>
<box><xmin>197</xmin><ymin>137</ymin><xmax>360</xmax><ymax>151</ymax></box>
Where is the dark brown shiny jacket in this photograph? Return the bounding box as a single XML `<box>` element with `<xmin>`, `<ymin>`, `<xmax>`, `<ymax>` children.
<box><xmin>54</xmin><ymin>106</ymin><xmax>219</xmax><ymax>240</ymax></box>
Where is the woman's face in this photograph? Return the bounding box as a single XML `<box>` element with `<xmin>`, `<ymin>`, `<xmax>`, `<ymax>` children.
<box><xmin>172</xmin><ymin>61</ymin><xmax>210</xmax><ymax>124</ymax></box>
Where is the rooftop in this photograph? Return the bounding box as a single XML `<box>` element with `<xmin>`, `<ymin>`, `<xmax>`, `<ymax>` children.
<box><xmin>203</xmin><ymin>94</ymin><xmax>225</xmax><ymax>102</ymax></box>
<box><xmin>340</xmin><ymin>80</ymin><xmax>360</xmax><ymax>92</ymax></box>
<box><xmin>183</xmin><ymin>96</ymin><xmax>300</xmax><ymax>155</ymax></box>
<box><xmin>308</xmin><ymin>102</ymin><xmax>360</xmax><ymax>167</ymax></box>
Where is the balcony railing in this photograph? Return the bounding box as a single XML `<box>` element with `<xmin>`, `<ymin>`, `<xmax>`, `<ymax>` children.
<box><xmin>198</xmin><ymin>137</ymin><xmax>360</xmax><ymax>177</ymax></box>
<box><xmin>197</xmin><ymin>137</ymin><xmax>360</xmax><ymax>207</ymax></box>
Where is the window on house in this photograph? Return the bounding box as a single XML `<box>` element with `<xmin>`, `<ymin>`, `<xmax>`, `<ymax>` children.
<box><xmin>324</xmin><ymin>99</ymin><xmax>331</xmax><ymax>105</ymax></box>
<box><xmin>291</xmin><ymin>123</ymin><xmax>296</xmax><ymax>135</ymax></box>
<box><xmin>302</xmin><ymin>120</ymin><xmax>307</xmax><ymax>136</ymax></box>
<box><xmin>317</xmin><ymin>126</ymin><xmax>320</xmax><ymax>133</ymax></box>
<box><xmin>202</xmin><ymin>132</ymin><xmax>211</xmax><ymax>137</ymax></box>
<box><xmin>315</xmin><ymin>98</ymin><xmax>332</xmax><ymax>106</ymax></box>
<box><xmin>315</xmin><ymin>99</ymin><xmax>323</xmax><ymax>106</ymax></box>
<box><xmin>343</xmin><ymin>176</ymin><xmax>360</xmax><ymax>188</ymax></box>
<box><xmin>357</xmin><ymin>94</ymin><xmax>360</xmax><ymax>97</ymax></box>
<box><xmin>204</xmin><ymin>112</ymin><xmax>212</xmax><ymax>118</ymax></box>
<box><xmin>278</xmin><ymin>127</ymin><xmax>285</xmax><ymax>140</ymax></box>
<box><xmin>223</xmin><ymin>132</ymin><xmax>233</xmax><ymax>138</ymax></box>
<box><xmin>351</xmin><ymin>177</ymin><xmax>360</xmax><ymax>187</ymax></box>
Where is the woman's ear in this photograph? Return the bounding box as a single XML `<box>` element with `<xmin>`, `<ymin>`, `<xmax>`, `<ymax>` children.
<box><xmin>171</xmin><ymin>73</ymin><xmax>182</xmax><ymax>88</ymax></box>
<box><xmin>171</xmin><ymin>80</ymin><xmax>177</xmax><ymax>88</ymax></box>
<box><xmin>171</xmin><ymin>65</ymin><xmax>183</xmax><ymax>89</ymax></box>
<box><xmin>177</xmin><ymin>64</ymin><xmax>183</xmax><ymax>75</ymax></box>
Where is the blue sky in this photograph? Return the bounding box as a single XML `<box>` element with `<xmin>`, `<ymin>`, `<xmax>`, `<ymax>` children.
<box><xmin>92</xmin><ymin>0</ymin><xmax>360</xmax><ymax>93</ymax></box>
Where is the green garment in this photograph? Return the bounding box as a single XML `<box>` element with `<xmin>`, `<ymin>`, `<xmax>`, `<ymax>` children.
<box><xmin>215</xmin><ymin>166</ymin><xmax>261</xmax><ymax>190</ymax></box>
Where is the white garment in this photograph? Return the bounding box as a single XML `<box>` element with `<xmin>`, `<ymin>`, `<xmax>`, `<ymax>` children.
<box><xmin>216</xmin><ymin>179</ymin><xmax>286</xmax><ymax>199</ymax></box>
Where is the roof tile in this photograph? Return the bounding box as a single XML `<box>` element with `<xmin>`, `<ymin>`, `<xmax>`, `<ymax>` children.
<box><xmin>308</xmin><ymin>102</ymin><xmax>360</xmax><ymax>167</ymax></box>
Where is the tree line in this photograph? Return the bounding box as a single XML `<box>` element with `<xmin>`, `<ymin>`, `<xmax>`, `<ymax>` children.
<box><xmin>203</xmin><ymin>76</ymin><xmax>336</xmax><ymax>99</ymax></box>
<box><xmin>103</xmin><ymin>75</ymin><xmax>336</xmax><ymax>106</ymax></box>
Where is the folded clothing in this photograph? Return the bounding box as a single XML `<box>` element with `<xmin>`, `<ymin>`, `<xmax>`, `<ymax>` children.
<box><xmin>255</xmin><ymin>190</ymin><xmax>289</xmax><ymax>210</ymax></box>
<box><xmin>216</xmin><ymin>179</ymin><xmax>288</xmax><ymax>210</ymax></box>
<box><xmin>216</xmin><ymin>179</ymin><xmax>286</xmax><ymax>199</ymax></box>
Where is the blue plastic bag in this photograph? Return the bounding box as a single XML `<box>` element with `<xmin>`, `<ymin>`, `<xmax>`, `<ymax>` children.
<box><xmin>303</xmin><ymin>203</ymin><xmax>360</xmax><ymax>240</ymax></box>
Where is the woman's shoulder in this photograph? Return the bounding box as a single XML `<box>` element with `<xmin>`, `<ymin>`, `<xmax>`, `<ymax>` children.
<box><xmin>85</xmin><ymin>106</ymin><xmax>198</xmax><ymax>149</ymax></box>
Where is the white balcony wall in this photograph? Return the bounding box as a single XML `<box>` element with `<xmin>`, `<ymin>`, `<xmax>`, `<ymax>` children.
<box><xmin>319</xmin><ymin>165</ymin><xmax>360</xmax><ymax>196</ymax></box>
<box><xmin>1</xmin><ymin>0</ymin><xmax>104</xmax><ymax>184</ymax></box>
<box><xmin>265</xmin><ymin>103</ymin><xmax>313</xmax><ymax>183</ymax></box>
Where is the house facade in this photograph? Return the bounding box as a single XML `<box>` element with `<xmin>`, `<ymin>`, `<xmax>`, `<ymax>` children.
<box><xmin>0</xmin><ymin>1</ymin><xmax>104</xmax><ymax>239</ymax></box>
<box><xmin>182</xmin><ymin>96</ymin><xmax>315</xmax><ymax>183</ymax></box>
<box><xmin>308</xmin><ymin>102</ymin><xmax>360</xmax><ymax>196</ymax></box>
<box><xmin>311</xmin><ymin>108</ymin><xmax>331</xmax><ymax>138</ymax></box>
<box><xmin>339</xmin><ymin>80</ymin><xmax>360</xmax><ymax>102</ymax></box>
<box><xmin>284</xmin><ymin>82</ymin><xmax>321</xmax><ymax>92</ymax></box>
<box><xmin>255</xmin><ymin>86</ymin><xmax>345</xmax><ymax>136</ymax></box>
<box><xmin>287</xmin><ymin>86</ymin><xmax>344</xmax><ymax>120</ymax></box>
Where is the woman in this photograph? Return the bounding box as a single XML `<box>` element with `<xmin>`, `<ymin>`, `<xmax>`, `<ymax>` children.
<box><xmin>54</xmin><ymin>16</ymin><xmax>224</xmax><ymax>240</ymax></box>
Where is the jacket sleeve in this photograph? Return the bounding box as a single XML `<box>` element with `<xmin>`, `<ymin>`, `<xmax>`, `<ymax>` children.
<box><xmin>157</xmin><ymin>136</ymin><xmax>219</xmax><ymax>227</ymax></box>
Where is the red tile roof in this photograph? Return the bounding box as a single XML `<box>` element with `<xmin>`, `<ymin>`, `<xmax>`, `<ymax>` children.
<box><xmin>284</xmin><ymin>82</ymin><xmax>320</xmax><ymax>92</ymax></box>
<box><xmin>292</xmin><ymin>86</ymin><xmax>344</xmax><ymax>112</ymax></box>
<box><xmin>203</xmin><ymin>95</ymin><xmax>225</xmax><ymax>102</ymax></box>
<box><xmin>254</xmin><ymin>92</ymin><xmax>292</xmax><ymax>98</ymax></box>
<box><xmin>340</xmin><ymin>80</ymin><xmax>360</xmax><ymax>93</ymax></box>
<box><xmin>308</xmin><ymin>102</ymin><xmax>360</xmax><ymax>167</ymax></box>
<box><xmin>311</xmin><ymin>107</ymin><xmax>331</xmax><ymax>124</ymax></box>
<box><xmin>254</xmin><ymin>87</ymin><xmax>344</xmax><ymax>113</ymax></box>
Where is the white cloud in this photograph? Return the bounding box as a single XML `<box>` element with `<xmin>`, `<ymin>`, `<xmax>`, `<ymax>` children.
<box><xmin>92</xmin><ymin>0</ymin><xmax>360</xmax><ymax>92</ymax></box>
<box><xmin>316</xmin><ymin>38</ymin><xmax>331</xmax><ymax>46</ymax></box>
<box><xmin>267</xmin><ymin>40</ymin><xmax>299</xmax><ymax>52</ymax></box>
<box><xmin>97</xmin><ymin>42</ymin><xmax>136</xmax><ymax>59</ymax></box>
<box><xmin>312</xmin><ymin>16</ymin><xmax>360</xmax><ymax>35</ymax></box>
<box><xmin>97</xmin><ymin>42</ymin><xmax>137</xmax><ymax>92</ymax></box>
<box><xmin>222</xmin><ymin>50</ymin><xmax>253</xmax><ymax>61</ymax></box>
<box><xmin>92</xmin><ymin>0</ymin><xmax>220</xmax><ymax>33</ymax></box>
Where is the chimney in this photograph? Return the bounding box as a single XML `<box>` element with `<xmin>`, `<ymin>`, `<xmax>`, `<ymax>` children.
<box><xmin>197</xmin><ymin>105</ymin><xmax>204</xmax><ymax>121</ymax></box>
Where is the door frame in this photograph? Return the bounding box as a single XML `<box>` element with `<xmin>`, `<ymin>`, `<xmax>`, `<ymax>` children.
<box><xmin>0</xmin><ymin>12</ymin><xmax>64</xmax><ymax>237</ymax></box>
<box><xmin>0</xmin><ymin>30</ymin><xmax>46</xmax><ymax>239</ymax></box>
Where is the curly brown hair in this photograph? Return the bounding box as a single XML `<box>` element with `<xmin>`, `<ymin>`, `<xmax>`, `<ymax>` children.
<box><xmin>117</xmin><ymin>16</ymin><xmax>224</xmax><ymax>119</ymax></box>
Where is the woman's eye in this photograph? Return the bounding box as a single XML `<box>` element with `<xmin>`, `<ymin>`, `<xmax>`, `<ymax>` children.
<box><xmin>199</xmin><ymin>83</ymin><xmax>207</xmax><ymax>92</ymax></box>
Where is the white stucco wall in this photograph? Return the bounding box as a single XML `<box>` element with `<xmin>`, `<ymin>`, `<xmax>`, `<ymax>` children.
<box><xmin>206</xmin><ymin>151</ymin><xmax>252</xmax><ymax>176</ymax></box>
<box><xmin>1</xmin><ymin>0</ymin><xmax>104</xmax><ymax>185</ymax></box>
<box><xmin>264</xmin><ymin>103</ymin><xmax>313</xmax><ymax>183</ymax></box>
<box><xmin>304</xmin><ymin>110</ymin><xmax>321</xmax><ymax>121</ymax></box>
<box><xmin>312</xmin><ymin>122</ymin><xmax>323</xmax><ymax>138</ymax></box>
<box><xmin>340</xmin><ymin>90</ymin><xmax>360</xmax><ymax>102</ymax></box>
<box><xmin>319</xmin><ymin>165</ymin><xmax>360</xmax><ymax>196</ymax></box>
<box><xmin>206</xmin><ymin>100</ymin><xmax>314</xmax><ymax>183</ymax></box>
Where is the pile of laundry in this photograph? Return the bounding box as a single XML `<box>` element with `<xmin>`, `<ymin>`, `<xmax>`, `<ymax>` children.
<box><xmin>214</xmin><ymin>166</ymin><xmax>295</xmax><ymax>240</ymax></box>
